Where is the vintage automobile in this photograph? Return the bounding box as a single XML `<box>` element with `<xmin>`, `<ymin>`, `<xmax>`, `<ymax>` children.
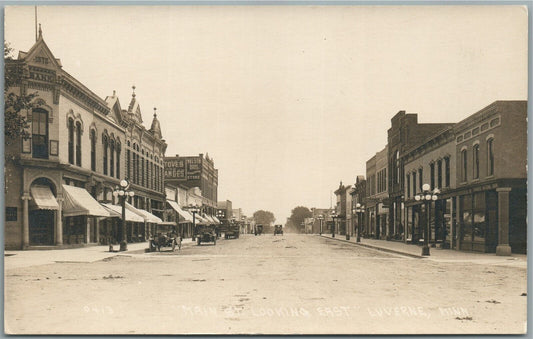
<box><xmin>274</xmin><ymin>225</ymin><xmax>283</xmax><ymax>235</ymax></box>
<box><xmin>149</xmin><ymin>222</ymin><xmax>181</xmax><ymax>252</ymax></box>
<box><xmin>196</xmin><ymin>224</ymin><xmax>217</xmax><ymax>245</ymax></box>
<box><xmin>254</xmin><ymin>224</ymin><xmax>263</xmax><ymax>236</ymax></box>
<box><xmin>225</xmin><ymin>224</ymin><xmax>240</xmax><ymax>239</ymax></box>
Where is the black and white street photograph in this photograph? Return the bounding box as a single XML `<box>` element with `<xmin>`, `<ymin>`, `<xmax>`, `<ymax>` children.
<box><xmin>3</xmin><ymin>4</ymin><xmax>529</xmax><ymax>335</ymax></box>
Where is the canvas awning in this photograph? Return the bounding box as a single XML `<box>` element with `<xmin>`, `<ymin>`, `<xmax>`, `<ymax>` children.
<box><xmin>166</xmin><ymin>200</ymin><xmax>194</xmax><ymax>223</ymax></box>
<box><xmin>205</xmin><ymin>215</ymin><xmax>217</xmax><ymax>224</ymax></box>
<box><xmin>62</xmin><ymin>184</ymin><xmax>110</xmax><ymax>217</ymax></box>
<box><xmin>125</xmin><ymin>202</ymin><xmax>162</xmax><ymax>223</ymax></box>
<box><xmin>212</xmin><ymin>216</ymin><xmax>221</xmax><ymax>224</ymax></box>
<box><xmin>30</xmin><ymin>185</ymin><xmax>59</xmax><ymax>210</ymax></box>
<box><xmin>101</xmin><ymin>203</ymin><xmax>144</xmax><ymax>222</ymax></box>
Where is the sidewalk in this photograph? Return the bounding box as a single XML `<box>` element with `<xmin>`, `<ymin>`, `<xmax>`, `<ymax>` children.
<box><xmin>319</xmin><ymin>234</ymin><xmax>527</xmax><ymax>268</ymax></box>
<box><xmin>4</xmin><ymin>238</ymin><xmax>196</xmax><ymax>270</ymax></box>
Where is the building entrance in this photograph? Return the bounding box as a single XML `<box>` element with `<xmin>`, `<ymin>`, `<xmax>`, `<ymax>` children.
<box><xmin>29</xmin><ymin>209</ymin><xmax>55</xmax><ymax>245</ymax></box>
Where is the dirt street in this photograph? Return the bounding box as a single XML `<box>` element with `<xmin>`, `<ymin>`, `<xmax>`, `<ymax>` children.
<box><xmin>4</xmin><ymin>234</ymin><xmax>527</xmax><ymax>335</ymax></box>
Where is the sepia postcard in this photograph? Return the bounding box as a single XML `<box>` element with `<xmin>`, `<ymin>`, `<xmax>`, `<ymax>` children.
<box><xmin>3</xmin><ymin>4</ymin><xmax>529</xmax><ymax>335</ymax></box>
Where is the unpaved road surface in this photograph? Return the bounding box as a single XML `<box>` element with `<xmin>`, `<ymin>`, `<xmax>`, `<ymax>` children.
<box><xmin>4</xmin><ymin>234</ymin><xmax>527</xmax><ymax>334</ymax></box>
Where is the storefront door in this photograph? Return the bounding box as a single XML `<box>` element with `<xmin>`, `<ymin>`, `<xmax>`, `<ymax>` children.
<box><xmin>29</xmin><ymin>209</ymin><xmax>54</xmax><ymax>245</ymax></box>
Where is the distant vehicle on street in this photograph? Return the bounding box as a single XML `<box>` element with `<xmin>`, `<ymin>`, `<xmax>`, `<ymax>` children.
<box><xmin>274</xmin><ymin>225</ymin><xmax>283</xmax><ymax>236</ymax></box>
<box><xmin>149</xmin><ymin>222</ymin><xmax>181</xmax><ymax>252</ymax></box>
<box><xmin>254</xmin><ymin>224</ymin><xmax>263</xmax><ymax>236</ymax></box>
<box><xmin>196</xmin><ymin>224</ymin><xmax>217</xmax><ymax>245</ymax></box>
<box><xmin>225</xmin><ymin>224</ymin><xmax>240</xmax><ymax>239</ymax></box>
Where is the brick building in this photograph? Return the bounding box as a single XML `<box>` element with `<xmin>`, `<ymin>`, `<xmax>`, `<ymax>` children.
<box><xmin>4</xmin><ymin>33</ymin><xmax>165</xmax><ymax>249</ymax></box>
<box><xmin>365</xmin><ymin>146</ymin><xmax>389</xmax><ymax>239</ymax></box>
<box><xmin>164</xmin><ymin>153</ymin><xmax>218</xmax><ymax>216</ymax></box>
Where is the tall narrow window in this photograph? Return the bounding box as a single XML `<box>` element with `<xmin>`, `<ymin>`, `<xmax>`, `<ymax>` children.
<box><xmin>90</xmin><ymin>129</ymin><xmax>96</xmax><ymax>171</ymax></box>
<box><xmin>141</xmin><ymin>152</ymin><xmax>145</xmax><ymax>187</ymax></box>
<box><xmin>32</xmin><ymin>109</ymin><xmax>49</xmax><ymax>159</ymax></box>
<box><xmin>418</xmin><ymin>168</ymin><xmax>423</xmax><ymax>191</ymax></box>
<box><xmin>461</xmin><ymin>150</ymin><xmax>467</xmax><ymax>182</ymax></box>
<box><xmin>406</xmin><ymin>174</ymin><xmax>411</xmax><ymax>198</ymax></box>
<box><xmin>445</xmin><ymin>157</ymin><xmax>450</xmax><ymax>187</ymax></box>
<box><xmin>473</xmin><ymin>144</ymin><xmax>479</xmax><ymax>179</ymax></box>
<box><xmin>116</xmin><ymin>143</ymin><xmax>121</xmax><ymax>178</ymax></box>
<box><xmin>487</xmin><ymin>138</ymin><xmax>494</xmax><ymax>176</ymax></box>
<box><xmin>75</xmin><ymin>122</ymin><xmax>82</xmax><ymax>166</ymax></box>
<box><xmin>103</xmin><ymin>135</ymin><xmax>108</xmax><ymax>175</ymax></box>
<box><xmin>395</xmin><ymin>151</ymin><xmax>400</xmax><ymax>184</ymax></box>
<box><xmin>127</xmin><ymin>149</ymin><xmax>131</xmax><ymax>180</ymax></box>
<box><xmin>151</xmin><ymin>162</ymin><xmax>154</xmax><ymax>189</ymax></box>
<box><xmin>437</xmin><ymin>160</ymin><xmax>442</xmax><ymax>189</ymax></box>
<box><xmin>430</xmin><ymin>163</ymin><xmax>435</xmax><ymax>190</ymax></box>
<box><xmin>412</xmin><ymin>171</ymin><xmax>417</xmax><ymax>196</ymax></box>
<box><xmin>110</xmin><ymin>140</ymin><xmax>115</xmax><ymax>178</ymax></box>
<box><xmin>68</xmin><ymin>118</ymin><xmax>74</xmax><ymax>164</ymax></box>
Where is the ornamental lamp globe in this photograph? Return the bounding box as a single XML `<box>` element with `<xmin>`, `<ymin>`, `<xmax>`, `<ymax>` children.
<box><xmin>422</xmin><ymin>183</ymin><xmax>430</xmax><ymax>191</ymax></box>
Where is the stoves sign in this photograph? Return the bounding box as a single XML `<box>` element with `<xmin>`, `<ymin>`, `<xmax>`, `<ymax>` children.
<box><xmin>164</xmin><ymin>158</ymin><xmax>201</xmax><ymax>181</ymax></box>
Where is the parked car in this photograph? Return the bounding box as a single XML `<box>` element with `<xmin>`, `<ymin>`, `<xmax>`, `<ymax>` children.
<box><xmin>274</xmin><ymin>225</ymin><xmax>283</xmax><ymax>235</ymax></box>
<box><xmin>196</xmin><ymin>224</ymin><xmax>217</xmax><ymax>245</ymax></box>
<box><xmin>149</xmin><ymin>222</ymin><xmax>181</xmax><ymax>252</ymax></box>
<box><xmin>254</xmin><ymin>224</ymin><xmax>263</xmax><ymax>236</ymax></box>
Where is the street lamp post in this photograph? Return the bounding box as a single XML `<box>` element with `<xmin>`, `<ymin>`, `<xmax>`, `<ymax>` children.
<box><xmin>415</xmin><ymin>183</ymin><xmax>439</xmax><ymax>256</ymax></box>
<box><xmin>188</xmin><ymin>203</ymin><xmax>201</xmax><ymax>241</ymax></box>
<box><xmin>355</xmin><ymin>203</ymin><xmax>365</xmax><ymax>243</ymax></box>
<box><xmin>112</xmin><ymin>179</ymin><xmax>135</xmax><ymax>252</ymax></box>
<box><xmin>317</xmin><ymin>214</ymin><xmax>324</xmax><ymax>235</ymax></box>
<box><xmin>330</xmin><ymin>211</ymin><xmax>338</xmax><ymax>238</ymax></box>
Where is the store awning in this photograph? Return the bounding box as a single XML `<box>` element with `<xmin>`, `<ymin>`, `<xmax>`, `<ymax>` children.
<box><xmin>30</xmin><ymin>185</ymin><xmax>59</xmax><ymax>210</ymax></box>
<box><xmin>212</xmin><ymin>216</ymin><xmax>221</xmax><ymax>224</ymax></box>
<box><xmin>101</xmin><ymin>203</ymin><xmax>145</xmax><ymax>222</ymax></box>
<box><xmin>205</xmin><ymin>215</ymin><xmax>217</xmax><ymax>224</ymax></box>
<box><xmin>62</xmin><ymin>185</ymin><xmax>110</xmax><ymax>217</ymax></box>
<box><xmin>167</xmin><ymin>200</ymin><xmax>194</xmax><ymax>223</ymax></box>
<box><xmin>125</xmin><ymin>202</ymin><xmax>162</xmax><ymax>223</ymax></box>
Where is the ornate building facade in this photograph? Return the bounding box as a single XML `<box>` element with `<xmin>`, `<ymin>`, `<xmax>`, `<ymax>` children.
<box><xmin>4</xmin><ymin>33</ymin><xmax>166</xmax><ymax>250</ymax></box>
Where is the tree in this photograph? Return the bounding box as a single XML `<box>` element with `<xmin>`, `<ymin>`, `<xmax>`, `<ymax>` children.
<box><xmin>252</xmin><ymin>210</ymin><xmax>275</xmax><ymax>226</ymax></box>
<box><xmin>288</xmin><ymin>206</ymin><xmax>312</xmax><ymax>232</ymax></box>
<box><xmin>4</xmin><ymin>41</ymin><xmax>38</xmax><ymax>146</ymax></box>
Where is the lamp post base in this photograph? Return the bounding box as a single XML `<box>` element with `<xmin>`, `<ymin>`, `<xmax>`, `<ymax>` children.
<box><xmin>421</xmin><ymin>245</ymin><xmax>430</xmax><ymax>256</ymax></box>
<box><xmin>346</xmin><ymin>234</ymin><xmax>350</xmax><ymax>240</ymax></box>
<box><xmin>332</xmin><ymin>233</ymin><xmax>335</xmax><ymax>238</ymax></box>
<box><xmin>119</xmin><ymin>241</ymin><xmax>128</xmax><ymax>252</ymax></box>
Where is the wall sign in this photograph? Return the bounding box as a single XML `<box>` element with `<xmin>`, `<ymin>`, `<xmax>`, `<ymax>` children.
<box><xmin>50</xmin><ymin>140</ymin><xmax>58</xmax><ymax>156</ymax></box>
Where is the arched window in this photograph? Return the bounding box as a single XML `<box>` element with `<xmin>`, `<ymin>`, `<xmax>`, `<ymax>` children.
<box><xmin>473</xmin><ymin>144</ymin><xmax>479</xmax><ymax>179</ymax></box>
<box><xmin>116</xmin><ymin>142</ymin><xmax>121</xmax><ymax>178</ymax></box>
<box><xmin>444</xmin><ymin>156</ymin><xmax>450</xmax><ymax>187</ymax></box>
<box><xmin>68</xmin><ymin>118</ymin><xmax>74</xmax><ymax>164</ymax></box>
<box><xmin>437</xmin><ymin>159</ymin><xmax>442</xmax><ymax>189</ymax></box>
<box><xmin>487</xmin><ymin>138</ymin><xmax>494</xmax><ymax>176</ymax></box>
<box><xmin>461</xmin><ymin>149</ymin><xmax>467</xmax><ymax>182</ymax></box>
<box><xmin>103</xmin><ymin>135</ymin><xmax>108</xmax><ymax>175</ymax></box>
<box><xmin>32</xmin><ymin>109</ymin><xmax>49</xmax><ymax>159</ymax></box>
<box><xmin>75</xmin><ymin>122</ymin><xmax>82</xmax><ymax>166</ymax></box>
<box><xmin>90</xmin><ymin>129</ymin><xmax>96</xmax><ymax>171</ymax></box>
<box><xmin>110</xmin><ymin>139</ymin><xmax>115</xmax><ymax>177</ymax></box>
<box><xmin>430</xmin><ymin>162</ymin><xmax>435</xmax><ymax>190</ymax></box>
<box><xmin>132</xmin><ymin>143</ymin><xmax>137</xmax><ymax>184</ymax></box>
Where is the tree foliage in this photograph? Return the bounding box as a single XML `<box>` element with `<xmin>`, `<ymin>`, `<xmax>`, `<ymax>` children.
<box><xmin>288</xmin><ymin>206</ymin><xmax>312</xmax><ymax>230</ymax></box>
<box><xmin>4</xmin><ymin>41</ymin><xmax>38</xmax><ymax>145</ymax></box>
<box><xmin>252</xmin><ymin>210</ymin><xmax>275</xmax><ymax>226</ymax></box>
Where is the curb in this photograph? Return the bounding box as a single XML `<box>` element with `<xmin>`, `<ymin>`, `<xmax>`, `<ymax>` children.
<box><xmin>319</xmin><ymin>235</ymin><xmax>425</xmax><ymax>259</ymax></box>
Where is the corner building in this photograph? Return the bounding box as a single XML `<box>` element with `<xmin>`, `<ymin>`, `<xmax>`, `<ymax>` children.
<box><xmin>4</xmin><ymin>34</ymin><xmax>166</xmax><ymax>249</ymax></box>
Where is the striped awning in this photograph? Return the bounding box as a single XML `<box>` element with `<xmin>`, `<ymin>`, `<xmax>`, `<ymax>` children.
<box><xmin>125</xmin><ymin>202</ymin><xmax>162</xmax><ymax>223</ymax></box>
<box><xmin>101</xmin><ymin>203</ymin><xmax>145</xmax><ymax>222</ymax></box>
<box><xmin>166</xmin><ymin>200</ymin><xmax>194</xmax><ymax>223</ymax></box>
<box><xmin>62</xmin><ymin>185</ymin><xmax>110</xmax><ymax>217</ymax></box>
<box><xmin>30</xmin><ymin>185</ymin><xmax>59</xmax><ymax>210</ymax></box>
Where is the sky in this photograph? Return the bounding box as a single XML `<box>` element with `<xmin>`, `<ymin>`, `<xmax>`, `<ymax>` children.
<box><xmin>4</xmin><ymin>5</ymin><xmax>528</xmax><ymax>223</ymax></box>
